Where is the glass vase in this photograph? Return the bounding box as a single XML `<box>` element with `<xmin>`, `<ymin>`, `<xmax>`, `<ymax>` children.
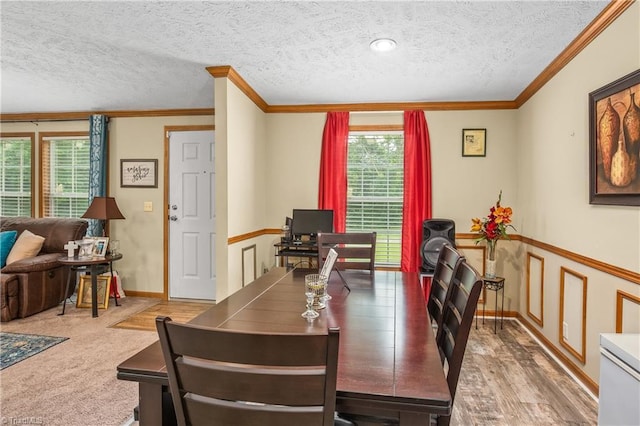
<box><xmin>485</xmin><ymin>240</ymin><xmax>497</xmax><ymax>278</ymax></box>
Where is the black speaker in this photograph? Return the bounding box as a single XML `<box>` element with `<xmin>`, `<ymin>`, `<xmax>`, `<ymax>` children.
<box><xmin>420</xmin><ymin>219</ymin><xmax>456</xmax><ymax>273</ymax></box>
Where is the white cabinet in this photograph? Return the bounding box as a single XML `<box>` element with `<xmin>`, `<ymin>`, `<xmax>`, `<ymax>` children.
<box><xmin>598</xmin><ymin>333</ymin><xmax>640</xmax><ymax>425</ymax></box>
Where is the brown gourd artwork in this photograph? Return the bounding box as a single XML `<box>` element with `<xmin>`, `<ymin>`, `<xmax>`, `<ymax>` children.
<box><xmin>610</xmin><ymin>134</ymin><xmax>632</xmax><ymax>187</ymax></box>
<box><xmin>598</xmin><ymin>97</ymin><xmax>620</xmax><ymax>181</ymax></box>
<box><xmin>622</xmin><ymin>91</ymin><xmax>640</xmax><ymax>182</ymax></box>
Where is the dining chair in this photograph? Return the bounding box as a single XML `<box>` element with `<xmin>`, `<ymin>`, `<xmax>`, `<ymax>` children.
<box><xmin>316</xmin><ymin>232</ymin><xmax>377</xmax><ymax>272</ymax></box>
<box><xmin>427</xmin><ymin>244</ymin><xmax>465</xmax><ymax>339</ymax></box>
<box><xmin>156</xmin><ymin>316</ymin><xmax>343</xmax><ymax>426</ymax></box>
<box><xmin>317</xmin><ymin>232</ymin><xmax>377</xmax><ymax>291</ymax></box>
<box><xmin>435</xmin><ymin>260</ymin><xmax>483</xmax><ymax>426</ymax></box>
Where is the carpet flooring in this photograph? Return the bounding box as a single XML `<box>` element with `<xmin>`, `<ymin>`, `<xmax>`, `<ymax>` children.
<box><xmin>0</xmin><ymin>332</ymin><xmax>68</xmax><ymax>370</ymax></box>
<box><xmin>0</xmin><ymin>296</ymin><xmax>160</xmax><ymax>426</ymax></box>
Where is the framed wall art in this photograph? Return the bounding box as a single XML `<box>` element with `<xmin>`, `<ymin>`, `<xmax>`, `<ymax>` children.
<box><xmin>589</xmin><ymin>69</ymin><xmax>640</xmax><ymax>206</ymax></box>
<box><xmin>462</xmin><ymin>128</ymin><xmax>487</xmax><ymax>157</ymax></box>
<box><xmin>77</xmin><ymin>275</ymin><xmax>111</xmax><ymax>309</ymax></box>
<box><xmin>120</xmin><ymin>159</ymin><xmax>158</xmax><ymax>188</ymax></box>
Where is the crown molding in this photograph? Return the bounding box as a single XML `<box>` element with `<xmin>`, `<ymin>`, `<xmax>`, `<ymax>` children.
<box><xmin>0</xmin><ymin>108</ymin><xmax>214</xmax><ymax>123</ymax></box>
<box><xmin>266</xmin><ymin>100</ymin><xmax>518</xmax><ymax>113</ymax></box>
<box><xmin>207</xmin><ymin>65</ymin><xmax>269</xmax><ymax>112</ymax></box>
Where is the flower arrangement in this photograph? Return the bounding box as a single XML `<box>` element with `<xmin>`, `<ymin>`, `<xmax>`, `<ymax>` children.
<box><xmin>470</xmin><ymin>191</ymin><xmax>515</xmax><ymax>261</ymax></box>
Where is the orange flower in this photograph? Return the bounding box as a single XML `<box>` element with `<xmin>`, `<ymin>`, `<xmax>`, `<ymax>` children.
<box><xmin>470</xmin><ymin>191</ymin><xmax>516</xmax><ymax>244</ymax></box>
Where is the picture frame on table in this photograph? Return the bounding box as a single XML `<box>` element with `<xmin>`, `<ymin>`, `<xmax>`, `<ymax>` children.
<box><xmin>120</xmin><ymin>159</ymin><xmax>158</xmax><ymax>188</ymax></box>
<box><xmin>589</xmin><ymin>69</ymin><xmax>640</xmax><ymax>206</ymax></box>
<box><xmin>77</xmin><ymin>275</ymin><xmax>111</xmax><ymax>309</ymax></box>
<box><xmin>462</xmin><ymin>129</ymin><xmax>487</xmax><ymax>157</ymax></box>
<box><xmin>92</xmin><ymin>237</ymin><xmax>109</xmax><ymax>257</ymax></box>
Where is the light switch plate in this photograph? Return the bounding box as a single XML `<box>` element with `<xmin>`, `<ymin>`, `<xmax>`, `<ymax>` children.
<box><xmin>143</xmin><ymin>201</ymin><xmax>153</xmax><ymax>212</ymax></box>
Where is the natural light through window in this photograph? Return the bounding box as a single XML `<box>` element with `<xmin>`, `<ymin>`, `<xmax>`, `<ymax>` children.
<box><xmin>0</xmin><ymin>136</ymin><xmax>33</xmax><ymax>216</ymax></box>
<box><xmin>41</xmin><ymin>136</ymin><xmax>90</xmax><ymax>218</ymax></box>
<box><xmin>347</xmin><ymin>132</ymin><xmax>404</xmax><ymax>266</ymax></box>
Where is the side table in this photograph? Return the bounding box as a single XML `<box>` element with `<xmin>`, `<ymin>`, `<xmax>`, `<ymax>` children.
<box><xmin>476</xmin><ymin>276</ymin><xmax>505</xmax><ymax>333</ymax></box>
<box><xmin>58</xmin><ymin>253</ymin><xmax>123</xmax><ymax>318</ymax></box>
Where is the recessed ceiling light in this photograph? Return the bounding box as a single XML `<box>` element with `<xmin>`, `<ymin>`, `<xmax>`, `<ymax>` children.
<box><xmin>370</xmin><ymin>38</ymin><xmax>397</xmax><ymax>52</ymax></box>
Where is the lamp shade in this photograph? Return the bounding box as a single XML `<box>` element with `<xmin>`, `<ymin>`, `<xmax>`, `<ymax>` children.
<box><xmin>81</xmin><ymin>197</ymin><xmax>125</xmax><ymax>220</ymax></box>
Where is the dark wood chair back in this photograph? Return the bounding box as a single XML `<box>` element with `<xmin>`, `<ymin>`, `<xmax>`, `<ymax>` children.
<box><xmin>427</xmin><ymin>244</ymin><xmax>465</xmax><ymax>336</ymax></box>
<box><xmin>317</xmin><ymin>232</ymin><xmax>377</xmax><ymax>272</ymax></box>
<box><xmin>436</xmin><ymin>261</ymin><xmax>482</xmax><ymax>426</ymax></box>
<box><xmin>156</xmin><ymin>316</ymin><xmax>340</xmax><ymax>426</ymax></box>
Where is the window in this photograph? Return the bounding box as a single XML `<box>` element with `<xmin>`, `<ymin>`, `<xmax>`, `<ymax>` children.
<box><xmin>40</xmin><ymin>133</ymin><xmax>90</xmax><ymax>218</ymax></box>
<box><xmin>0</xmin><ymin>134</ymin><xmax>34</xmax><ymax>216</ymax></box>
<box><xmin>347</xmin><ymin>132</ymin><xmax>404</xmax><ymax>266</ymax></box>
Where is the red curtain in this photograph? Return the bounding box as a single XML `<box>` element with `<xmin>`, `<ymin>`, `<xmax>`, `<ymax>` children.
<box><xmin>401</xmin><ymin>110</ymin><xmax>432</xmax><ymax>272</ymax></box>
<box><xmin>318</xmin><ymin>112</ymin><xmax>349</xmax><ymax>233</ymax></box>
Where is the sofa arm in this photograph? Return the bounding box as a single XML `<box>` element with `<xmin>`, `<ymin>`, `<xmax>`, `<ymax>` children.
<box><xmin>1</xmin><ymin>253</ymin><xmax>63</xmax><ymax>273</ymax></box>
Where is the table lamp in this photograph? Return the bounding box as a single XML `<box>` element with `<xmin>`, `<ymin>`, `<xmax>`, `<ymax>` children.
<box><xmin>81</xmin><ymin>196</ymin><xmax>125</xmax><ymax>237</ymax></box>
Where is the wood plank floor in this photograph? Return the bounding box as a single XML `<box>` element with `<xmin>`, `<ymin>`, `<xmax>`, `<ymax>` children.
<box><xmin>453</xmin><ymin>319</ymin><xmax>598</xmax><ymax>425</ymax></box>
<box><xmin>110</xmin><ymin>300</ymin><xmax>213</xmax><ymax>331</ymax></box>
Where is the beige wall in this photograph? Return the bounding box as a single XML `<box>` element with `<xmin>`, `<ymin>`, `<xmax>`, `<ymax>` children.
<box><xmin>0</xmin><ymin>115</ymin><xmax>215</xmax><ymax>296</ymax></box>
<box><xmin>216</xmin><ymin>78</ymin><xmax>270</xmax><ymax>300</ymax></box>
<box><xmin>515</xmin><ymin>2</ymin><xmax>640</xmax><ymax>383</ymax></box>
<box><xmin>264</xmin><ymin>109</ymin><xmax>520</xmax><ymax>297</ymax></box>
<box><xmin>265</xmin><ymin>109</ymin><xmax>519</xmax><ymax>228</ymax></box>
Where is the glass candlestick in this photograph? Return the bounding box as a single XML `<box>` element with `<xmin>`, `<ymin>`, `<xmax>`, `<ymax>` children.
<box><xmin>301</xmin><ymin>288</ymin><xmax>319</xmax><ymax>320</ymax></box>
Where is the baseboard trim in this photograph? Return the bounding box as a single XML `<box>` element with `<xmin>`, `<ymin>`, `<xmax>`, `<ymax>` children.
<box><xmin>123</xmin><ymin>290</ymin><xmax>164</xmax><ymax>299</ymax></box>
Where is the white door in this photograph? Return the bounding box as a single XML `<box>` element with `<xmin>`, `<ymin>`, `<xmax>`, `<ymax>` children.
<box><xmin>168</xmin><ymin>130</ymin><xmax>215</xmax><ymax>300</ymax></box>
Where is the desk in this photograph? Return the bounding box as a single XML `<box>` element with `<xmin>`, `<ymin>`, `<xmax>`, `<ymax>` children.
<box><xmin>117</xmin><ymin>267</ymin><xmax>451</xmax><ymax>425</ymax></box>
<box><xmin>274</xmin><ymin>240</ymin><xmax>318</xmax><ymax>268</ymax></box>
<box><xmin>58</xmin><ymin>253</ymin><xmax>122</xmax><ymax>318</ymax></box>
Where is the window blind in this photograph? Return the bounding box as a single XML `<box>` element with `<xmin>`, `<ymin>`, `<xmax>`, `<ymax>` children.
<box><xmin>41</xmin><ymin>137</ymin><xmax>90</xmax><ymax>218</ymax></box>
<box><xmin>347</xmin><ymin>132</ymin><xmax>404</xmax><ymax>265</ymax></box>
<box><xmin>0</xmin><ymin>136</ymin><xmax>33</xmax><ymax>216</ymax></box>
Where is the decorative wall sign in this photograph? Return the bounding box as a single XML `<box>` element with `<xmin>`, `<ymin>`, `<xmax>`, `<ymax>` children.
<box><xmin>120</xmin><ymin>159</ymin><xmax>158</xmax><ymax>188</ymax></box>
<box><xmin>589</xmin><ymin>69</ymin><xmax>640</xmax><ymax>206</ymax></box>
<box><xmin>462</xmin><ymin>128</ymin><xmax>487</xmax><ymax>157</ymax></box>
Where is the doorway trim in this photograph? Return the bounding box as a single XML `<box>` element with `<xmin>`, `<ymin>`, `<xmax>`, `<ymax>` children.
<box><xmin>163</xmin><ymin>125</ymin><xmax>215</xmax><ymax>300</ymax></box>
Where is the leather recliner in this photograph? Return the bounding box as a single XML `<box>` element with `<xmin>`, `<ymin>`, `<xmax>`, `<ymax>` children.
<box><xmin>1</xmin><ymin>217</ymin><xmax>88</xmax><ymax>321</ymax></box>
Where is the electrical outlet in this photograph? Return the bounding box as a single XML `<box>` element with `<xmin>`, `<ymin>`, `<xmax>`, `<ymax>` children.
<box><xmin>143</xmin><ymin>201</ymin><xmax>153</xmax><ymax>212</ymax></box>
<box><xmin>562</xmin><ymin>322</ymin><xmax>568</xmax><ymax>339</ymax></box>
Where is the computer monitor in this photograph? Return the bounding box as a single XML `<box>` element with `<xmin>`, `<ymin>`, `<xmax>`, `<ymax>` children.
<box><xmin>291</xmin><ymin>209</ymin><xmax>334</xmax><ymax>240</ymax></box>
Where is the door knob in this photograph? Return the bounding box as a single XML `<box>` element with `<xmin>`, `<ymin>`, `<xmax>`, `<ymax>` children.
<box><xmin>169</xmin><ymin>215</ymin><xmax>178</xmax><ymax>221</ymax></box>
<box><xmin>171</xmin><ymin>205</ymin><xmax>178</xmax><ymax>210</ymax></box>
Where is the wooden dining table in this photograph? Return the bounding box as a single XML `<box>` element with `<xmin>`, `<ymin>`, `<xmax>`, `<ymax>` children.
<box><xmin>116</xmin><ymin>267</ymin><xmax>451</xmax><ymax>425</ymax></box>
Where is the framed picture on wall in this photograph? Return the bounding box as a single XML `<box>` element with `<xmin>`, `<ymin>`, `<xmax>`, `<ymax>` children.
<box><xmin>462</xmin><ymin>129</ymin><xmax>487</xmax><ymax>157</ymax></box>
<box><xmin>120</xmin><ymin>159</ymin><xmax>158</xmax><ymax>188</ymax></box>
<box><xmin>589</xmin><ymin>69</ymin><xmax>640</xmax><ymax>206</ymax></box>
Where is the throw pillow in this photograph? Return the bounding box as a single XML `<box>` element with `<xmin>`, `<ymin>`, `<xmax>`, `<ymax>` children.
<box><xmin>0</xmin><ymin>230</ymin><xmax>18</xmax><ymax>268</ymax></box>
<box><xmin>6</xmin><ymin>230</ymin><xmax>45</xmax><ymax>265</ymax></box>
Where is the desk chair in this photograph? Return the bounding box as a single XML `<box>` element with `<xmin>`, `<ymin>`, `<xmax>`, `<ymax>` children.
<box><xmin>156</xmin><ymin>316</ymin><xmax>343</xmax><ymax>426</ymax></box>
<box><xmin>427</xmin><ymin>244</ymin><xmax>465</xmax><ymax>339</ymax></box>
<box><xmin>435</xmin><ymin>261</ymin><xmax>483</xmax><ymax>426</ymax></box>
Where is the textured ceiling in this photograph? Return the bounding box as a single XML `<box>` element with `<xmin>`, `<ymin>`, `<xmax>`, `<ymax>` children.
<box><xmin>0</xmin><ymin>1</ymin><xmax>609</xmax><ymax>114</ymax></box>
